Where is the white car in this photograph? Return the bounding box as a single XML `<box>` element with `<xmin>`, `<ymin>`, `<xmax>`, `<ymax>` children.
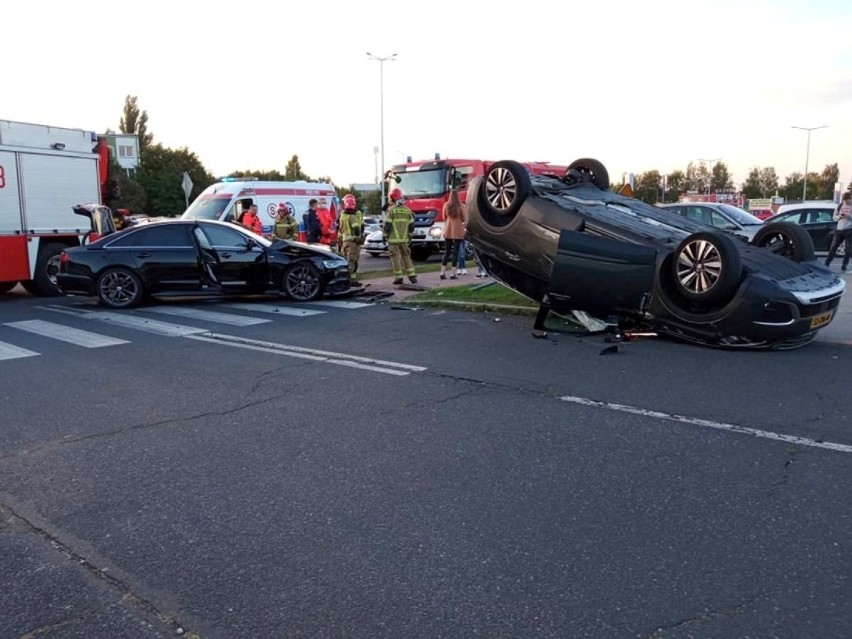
<box><xmin>364</xmin><ymin>230</ymin><xmax>388</xmax><ymax>257</ymax></box>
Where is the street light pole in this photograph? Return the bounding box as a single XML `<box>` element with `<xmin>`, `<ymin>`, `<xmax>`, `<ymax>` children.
<box><xmin>699</xmin><ymin>158</ymin><xmax>720</xmax><ymax>197</ymax></box>
<box><xmin>367</xmin><ymin>52</ymin><xmax>397</xmax><ymax>213</ymax></box>
<box><xmin>791</xmin><ymin>125</ymin><xmax>828</xmax><ymax>202</ymax></box>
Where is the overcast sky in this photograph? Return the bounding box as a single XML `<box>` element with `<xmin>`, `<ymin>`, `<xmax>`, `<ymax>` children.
<box><xmin>5</xmin><ymin>0</ymin><xmax>851</xmax><ymax>190</ymax></box>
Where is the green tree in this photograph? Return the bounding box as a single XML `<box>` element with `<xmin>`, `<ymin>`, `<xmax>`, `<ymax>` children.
<box><xmin>665</xmin><ymin>170</ymin><xmax>686</xmax><ymax>201</ymax></box>
<box><xmin>817</xmin><ymin>163</ymin><xmax>840</xmax><ymax>200</ymax></box>
<box><xmin>357</xmin><ymin>189</ymin><xmax>383</xmax><ymax>217</ymax></box>
<box><xmin>710</xmin><ymin>161</ymin><xmax>733</xmax><ymax>192</ymax></box>
<box><xmin>780</xmin><ymin>172</ymin><xmax>804</xmax><ymax>202</ymax></box>
<box><xmin>284</xmin><ymin>154</ymin><xmax>309</xmax><ymax>181</ymax></box>
<box><xmin>228</xmin><ymin>169</ymin><xmax>286</xmax><ymax>181</ymax></box>
<box><xmin>119</xmin><ymin>95</ymin><xmax>153</xmax><ymax>150</ymax></box>
<box><xmin>107</xmin><ymin>158</ymin><xmax>147</xmax><ymax>215</ymax></box>
<box><xmin>742</xmin><ymin>167</ymin><xmax>761</xmax><ymax>199</ymax></box>
<box><xmin>758</xmin><ymin>167</ymin><xmax>779</xmax><ymax>197</ymax></box>
<box><xmin>136</xmin><ymin>144</ymin><xmax>215</xmax><ymax>215</ymax></box>
<box><xmin>634</xmin><ymin>170</ymin><xmax>662</xmax><ymax>204</ymax></box>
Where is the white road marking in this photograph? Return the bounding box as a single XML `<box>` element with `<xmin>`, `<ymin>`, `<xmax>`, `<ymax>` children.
<box><xmin>142</xmin><ymin>306</ymin><xmax>271</xmax><ymax>326</ymax></box>
<box><xmin>560</xmin><ymin>395</ymin><xmax>852</xmax><ymax>455</ymax></box>
<box><xmin>307</xmin><ymin>300</ymin><xmax>373</xmax><ymax>309</ymax></box>
<box><xmin>187</xmin><ymin>332</ymin><xmax>427</xmax><ymax>376</ymax></box>
<box><xmin>37</xmin><ymin>305</ymin><xmax>209</xmax><ymax>337</ymax></box>
<box><xmin>0</xmin><ymin>341</ymin><xmax>39</xmax><ymax>361</ymax></box>
<box><xmin>4</xmin><ymin>320</ymin><xmax>129</xmax><ymax>348</ymax></box>
<box><xmin>223</xmin><ymin>303</ymin><xmax>325</xmax><ymax>317</ymax></box>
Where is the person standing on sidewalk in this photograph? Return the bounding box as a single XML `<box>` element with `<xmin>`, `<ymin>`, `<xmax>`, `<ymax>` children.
<box><xmin>826</xmin><ymin>192</ymin><xmax>852</xmax><ymax>272</ymax></box>
<box><xmin>338</xmin><ymin>194</ymin><xmax>365</xmax><ymax>284</ymax></box>
<box><xmin>440</xmin><ymin>189</ymin><xmax>467</xmax><ymax>280</ymax></box>
<box><xmin>384</xmin><ymin>188</ymin><xmax>417</xmax><ymax>285</ymax></box>
<box><xmin>303</xmin><ymin>199</ymin><xmax>322</xmax><ymax>244</ymax></box>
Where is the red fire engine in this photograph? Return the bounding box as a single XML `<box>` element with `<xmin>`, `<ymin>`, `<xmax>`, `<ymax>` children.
<box><xmin>0</xmin><ymin>119</ymin><xmax>114</xmax><ymax>296</ymax></box>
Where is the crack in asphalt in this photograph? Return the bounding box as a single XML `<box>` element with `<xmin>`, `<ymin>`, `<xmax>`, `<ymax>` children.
<box><xmin>18</xmin><ymin>603</ymin><xmax>108</xmax><ymax>638</ymax></box>
<box><xmin>769</xmin><ymin>450</ymin><xmax>799</xmax><ymax>495</ymax></box>
<box><xmin>643</xmin><ymin>591</ymin><xmax>768</xmax><ymax>638</ymax></box>
<box><xmin>1</xmin><ymin>501</ymin><xmax>199</xmax><ymax>639</ymax></box>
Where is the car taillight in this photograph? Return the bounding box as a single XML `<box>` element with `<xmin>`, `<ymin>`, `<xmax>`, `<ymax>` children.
<box><xmin>60</xmin><ymin>251</ymin><xmax>70</xmax><ymax>264</ymax></box>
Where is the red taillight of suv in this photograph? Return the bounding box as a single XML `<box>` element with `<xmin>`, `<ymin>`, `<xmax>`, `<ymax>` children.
<box><xmin>59</xmin><ymin>251</ymin><xmax>70</xmax><ymax>265</ymax></box>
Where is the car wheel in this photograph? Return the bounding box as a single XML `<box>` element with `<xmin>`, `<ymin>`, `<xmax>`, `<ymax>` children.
<box><xmin>283</xmin><ymin>263</ymin><xmax>322</xmax><ymax>301</ymax></box>
<box><xmin>566</xmin><ymin>158</ymin><xmax>610</xmax><ymax>190</ymax></box>
<box><xmin>96</xmin><ymin>267</ymin><xmax>144</xmax><ymax>309</ymax></box>
<box><xmin>0</xmin><ymin>281</ymin><xmax>17</xmax><ymax>295</ymax></box>
<box><xmin>31</xmin><ymin>242</ymin><xmax>65</xmax><ymax>296</ymax></box>
<box><xmin>751</xmin><ymin>222</ymin><xmax>815</xmax><ymax>262</ymax></box>
<box><xmin>671</xmin><ymin>231</ymin><xmax>742</xmax><ymax>304</ymax></box>
<box><xmin>478</xmin><ymin>160</ymin><xmax>531</xmax><ymax>225</ymax></box>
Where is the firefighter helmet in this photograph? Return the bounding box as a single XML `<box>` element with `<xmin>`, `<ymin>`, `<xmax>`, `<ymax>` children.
<box><xmin>390</xmin><ymin>188</ymin><xmax>403</xmax><ymax>202</ymax></box>
<box><xmin>342</xmin><ymin>194</ymin><xmax>357</xmax><ymax>209</ymax></box>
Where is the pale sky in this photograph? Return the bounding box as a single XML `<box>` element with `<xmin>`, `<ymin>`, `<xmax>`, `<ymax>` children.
<box><xmin>5</xmin><ymin>0</ymin><xmax>852</xmax><ymax>189</ymax></box>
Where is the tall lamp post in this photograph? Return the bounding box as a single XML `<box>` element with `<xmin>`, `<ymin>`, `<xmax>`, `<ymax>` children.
<box><xmin>791</xmin><ymin>125</ymin><xmax>828</xmax><ymax>202</ymax></box>
<box><xmin>367</xmin><ymin>52</ymin><xmax>397</xmax><ymax>212</ymax></box>
<box><xmin>699</xmin><ymin>158</ymin><xmax>720</xmax><ymax>197</ymax></box>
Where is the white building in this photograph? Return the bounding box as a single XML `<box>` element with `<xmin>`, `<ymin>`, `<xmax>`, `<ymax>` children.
<box><xmin>103</xmin><ymin>133</ymin><xmax>139</xmax><ymax>176</ymax></box>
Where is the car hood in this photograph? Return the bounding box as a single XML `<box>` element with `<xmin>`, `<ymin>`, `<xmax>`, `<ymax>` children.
<box><xmin>270</xmin><ymin>239</ymin><xmax>339</xmax><ymax>258</ymax></box>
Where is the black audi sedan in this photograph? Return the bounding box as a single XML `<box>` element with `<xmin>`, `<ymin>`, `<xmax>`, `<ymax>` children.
<box><xmin>466</xmin><ymin>159</ymin><xmax>844</xmax><ymax>349</ymax></box>
<box><xmin>57</xmin><ymin>220</ymin><xmax>352</xmax><ymax>309</ymax></box>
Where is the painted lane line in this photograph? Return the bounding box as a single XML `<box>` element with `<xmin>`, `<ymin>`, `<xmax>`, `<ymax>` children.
<box><xmin>306</xmin><ymin>300</ymin><xmax>373</xmax><ymax>309</ymax></box>
<box><xmin>0</xmin><ymin>341</ymin><xmax>39</xmax><ymax>361</ymax></box>
<box><xmin>185</xmin><ymin>334</ymin><xmax>412</xmax><ymax>376</ymax></box>
<box><xmin>4</xmin><ymin>320</ymin><xmax>129</xmax><ymax>348</ymax></box>
<box><xmin>198</xmin><ymin>332</ymin><xmax>428</xmax><ymax>372</ymax></box>
<box><xmin>223</xmin><ymin>303</ymin><xmax>325</xmax><ymax>317</ymax></box>
<box><xmin>142</xmin><ymin>306</ymin><xmax>272</xmax><ymax>326</ymax></box>
<box><xmin>560</xmin><ymin>395</ymin><xmax>852</xmax><ymax>455</ymax></box>
<box><xmin>37</xmin><ymin>306</ymin><xmax>209</xmax><ymax>337</ymax></box>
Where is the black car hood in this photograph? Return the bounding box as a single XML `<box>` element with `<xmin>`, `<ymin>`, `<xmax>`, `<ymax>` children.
<box><xmin>270</xmin><ymin>239</ymin><xmax>338</xmax><ymax>259</ymax></box>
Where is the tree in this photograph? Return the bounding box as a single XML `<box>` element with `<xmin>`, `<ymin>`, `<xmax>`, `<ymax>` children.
<box><xmin>710</xmin><ymin>161</ymin><xmax>733</xmax><ymax>192</ymax></box>
<box><xmin>107</xmin><ymin>157</ymin><xmax>147</xmax><ymax>215</ymax></box>
<box><xmin>284</xmin><ymin>155</ymin><xmax>309</xmax><ymax>181</ymax></box>
<box><xmin>228</xmin><ymin>169</ymin><xmax>286</xmax><ymax>181</ymax></box>
<box><xmin>136</xmin><ymin>144</ymin><xmax>215</xmax><ymax>215</ymax></box>
<box><xmin>742</xmin><ymin>168</ymin><xmax>762</xmax><ymax>199</ymax></box>
<box><xmin>665</xmin><ymin>170</ymin><xmax>686</xmax><ymax>201</ymax></box>
<box><xmin>119</xmin><ymin>95</ymin><xmax>153</xmax><ymax>150</ymax></box>
<box><xmin>758</xmin><ymin>167</ymin><xmax>779</xmax><ymax>197</ymax></box>
<box><xmin>817</xmin><ymin>163</ymin><xmax>840</xmax><ymax>200</ymax></box>
<box><xmin>780</xmin><ymin>172</ymin><xmax>804</xmax><ymax>202</ymax></box>
<box><xmin>634</xmin><ymin>170</ymin><xmax>662</xmax><ymax>204</ymax></box>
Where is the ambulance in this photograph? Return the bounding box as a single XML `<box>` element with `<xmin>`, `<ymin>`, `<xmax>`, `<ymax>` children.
<box><xmin>180</xmin><ymin>178</ymin><xmax>339</xmax><ymax>241</ymax></box>
<box><xmin>0</xmin><ymin>119</ymin><xmax>110</xmax><ymax>296</ymax></box>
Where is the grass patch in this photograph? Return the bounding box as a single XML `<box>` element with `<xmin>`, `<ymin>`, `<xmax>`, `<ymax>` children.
<box><xmin>403</xmin><ymin>282</ymin><xmax>538</xmax><ymax>315</ymax></box>
<box><xmin>360</xmin><ymin>262</ymin><xmax>443</xmax><ymax>280</ymax></box>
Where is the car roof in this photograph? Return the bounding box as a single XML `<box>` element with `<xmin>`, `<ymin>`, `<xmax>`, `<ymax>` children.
<box><xmin>777</xmin><ymin>202</ymin><xmax>835</xmax><ymax>214</ymax></box>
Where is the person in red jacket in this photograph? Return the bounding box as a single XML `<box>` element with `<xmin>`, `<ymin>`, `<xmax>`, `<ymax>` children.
<box><xmin>241</xmin><ymin>203</ymin><xmax>263</xmax><ymax>235</ymax></box>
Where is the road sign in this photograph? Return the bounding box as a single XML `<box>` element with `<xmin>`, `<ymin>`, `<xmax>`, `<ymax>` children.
<box><xmin>181</xmin><ymin>171</ymin><xmax>193</xmax><ymax>208</ymax></box>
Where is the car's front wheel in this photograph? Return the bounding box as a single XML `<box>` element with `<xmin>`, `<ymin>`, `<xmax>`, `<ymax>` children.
<box><xmin>671</xmin><ymin>231</ymin><xmax>742</xmax><ymax>304</ymax></box>
<box><xmin>96</xmin><ymin>267</ymin><xmax>144</xmax><ymax>309</ymax></box>
<box><xmin>283</xmin><ymin>263</ymin><xmax>322</xmax><ymax>301</ymax></box>
<box><xmin>752</xmin><ymin>222</ymin><xmax>815</xmax><ymax>262</ymax></box>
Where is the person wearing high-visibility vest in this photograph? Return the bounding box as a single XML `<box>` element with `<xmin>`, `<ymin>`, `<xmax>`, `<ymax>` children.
<box><xmin>384</xmin><ymin>188</ymin><xmax>417</xmax><ymax>285</ymax></box>
<box><xmin>273</xmin><ymin>203</ymin><xmax>299</xmax><ymax>241</ymax></box>
<box><xmin>338</xmin><ymin>194</ymin><xmax>365</xmax><ymax>283</ymax></box>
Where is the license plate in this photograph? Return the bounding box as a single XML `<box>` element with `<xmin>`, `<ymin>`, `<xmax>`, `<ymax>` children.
<box><xmin>810</xmin><ymin>310</ymin><xmax>833</xmax><ymax>329</ymax></box>
<box><xmin>414</xmin><ymin>229</ymin><xmax>426</xmax><ymax>236</ymax></box>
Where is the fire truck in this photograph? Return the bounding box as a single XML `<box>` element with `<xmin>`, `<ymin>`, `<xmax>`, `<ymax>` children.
<box><xmin>0</xmin><ymin>119</ymin><xmax>112</xmax><ymax>296</ymax></box>
<box><xmin>386</xmin><ymin>156</ymin><xmax>568</xmax><ymax>260</ymax></box>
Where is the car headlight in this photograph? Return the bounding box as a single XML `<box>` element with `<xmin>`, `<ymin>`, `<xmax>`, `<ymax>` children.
<box><xmin>323</xmin><ymin>259</ymin><xmax>348</xmax><ymax>269</ymax></box>
<box><xmin>429</xmin><ymin>226</ymin><xmax>443</xmax><ymax>239</ymax></box>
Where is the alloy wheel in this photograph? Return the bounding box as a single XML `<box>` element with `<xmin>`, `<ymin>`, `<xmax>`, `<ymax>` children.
<box><xmin>484</xmin><ymin>167</ymin><xmax>518</xmax><ymax>213</ymax></box>
<box><xmin>676</xmin><ymin>239</ymin><xmax>723</xmax><ymax>295</ymax></box>
<box><xmin>286</xmin><ymin>265</ymin><xmax>320</xmax><ymax>301</ymax></box>
<box><xmin>99</xmin><ymin>270</ymin><xmax>139</xmax><ymax>307</ymax></box>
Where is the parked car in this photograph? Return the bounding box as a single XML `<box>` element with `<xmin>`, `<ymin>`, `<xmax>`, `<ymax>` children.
<box><xmin>748</xmin><ymin>207</ymin><xmax>776</xmax><ymax>221</ymax></box>
<box><xmin>364</xmin><ymin>230</ymin><xmax>389</xmax><ymax>257</ymax></box>
<box><xmin>765</xmin><ymin>202</ymin><xmax>840</xmax><ymax>255</ymax></box>
<box><xmin>363</xmin><ymin>216</ymin><xmax>383</xmax><ymax>234</ymax></box>
<box><xmin>656</xmin><ymin>202</ymin><xmax>765</xmax><ymax>242</ymax></box>
<box><xmin>465</xmin><ymin>159</ymin><xmax>844</xmax><ymax>349</ymax></box>
<box><xmin>57</xmin><ymin>220</ymin><xmax>352</xmax><ymax>309</ymax></box>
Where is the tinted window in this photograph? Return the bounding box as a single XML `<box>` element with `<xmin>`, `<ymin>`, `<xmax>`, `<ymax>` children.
<box><xmin>200</xmin><ymin>224</ymin><xmax>249</xmax><ymax>248</ymax></box>
<box><xmin>107</xmin><ymin>224</ymin><xmax>192</xmax><ymax>247</ymax></box>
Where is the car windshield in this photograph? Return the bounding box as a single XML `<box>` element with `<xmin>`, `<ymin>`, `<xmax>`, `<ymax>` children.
<box><xmin>181</xmin><ymin>196</ymin><xmax>231</xmax><ymax>220</ymax></box>
<box><xmin>719</xmin><ymin>204</ymin><xmax>762</xmax><ymax>225</ymax></box>
<box><xmin>396</xmin><ymin>169</ymin><xmax>446</xmax><ymax>198</ymax></box>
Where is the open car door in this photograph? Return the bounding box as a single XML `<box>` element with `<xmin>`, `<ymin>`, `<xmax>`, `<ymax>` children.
<box><xmin>73</xmin><ymin>204</ymin><xmax>117</xmax><ymax>243</ymax></box>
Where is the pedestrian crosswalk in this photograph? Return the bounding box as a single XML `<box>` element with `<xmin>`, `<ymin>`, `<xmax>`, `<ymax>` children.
<box><xmin>0</xmin><ymin>299</ymin><xmax>375</xmax><ymax>363</ymax></box>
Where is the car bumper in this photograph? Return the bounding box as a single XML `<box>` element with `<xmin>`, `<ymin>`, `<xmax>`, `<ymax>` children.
<box><xmin>56</xmin><ymin>272</ymin><xmax>94</xmax><ymax>296</ymax></box>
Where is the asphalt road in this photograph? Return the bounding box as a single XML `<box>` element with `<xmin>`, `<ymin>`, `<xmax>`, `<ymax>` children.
<box><xmin>1</xmin><ymin>286</ymin><xmax>851</xmax><ymax>638</ymax></box>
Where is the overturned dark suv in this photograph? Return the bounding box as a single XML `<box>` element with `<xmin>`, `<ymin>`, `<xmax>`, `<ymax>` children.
<box><xmin>465</xmin><ymin>159</ymin><xmax>844</xmax><ymax>349</ymax></box>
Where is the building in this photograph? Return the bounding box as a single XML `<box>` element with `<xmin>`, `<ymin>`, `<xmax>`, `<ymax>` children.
<box><xmin>102</xmin><ymin>133</ymin><xmax>139</xmax><ymax>176</ymax></box>
<box><xmin>349</xmin><ymin>182</ymin><xmax>380</xmax><ymax>193</ymax></box>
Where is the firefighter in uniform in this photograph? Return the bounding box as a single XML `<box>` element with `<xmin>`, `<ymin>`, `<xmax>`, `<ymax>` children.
<box><xmin>338</xmin><ymin>194</ymin><xmax>365</xmax><ymax>283</ymax></box>
<box><xmin>273</xmin><ymin>203</ymin><xmax>299</xmax><ymax>241</ymax></box>
<box><xmin>384</xmin><ymin>188</ymin><xmax>417</xmax><ymax>285</ymax></box>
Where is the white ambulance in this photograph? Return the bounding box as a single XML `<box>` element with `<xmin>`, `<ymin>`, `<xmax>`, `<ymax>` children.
<box><xmin>0</xmin><ymin>119</ymin><xmax>108</xmax><ymax>296</ymax></box>
<box><xmin>180</xmin><ymin>178</ymin><xmax>338</xmax><ymax>238</ymax></box>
